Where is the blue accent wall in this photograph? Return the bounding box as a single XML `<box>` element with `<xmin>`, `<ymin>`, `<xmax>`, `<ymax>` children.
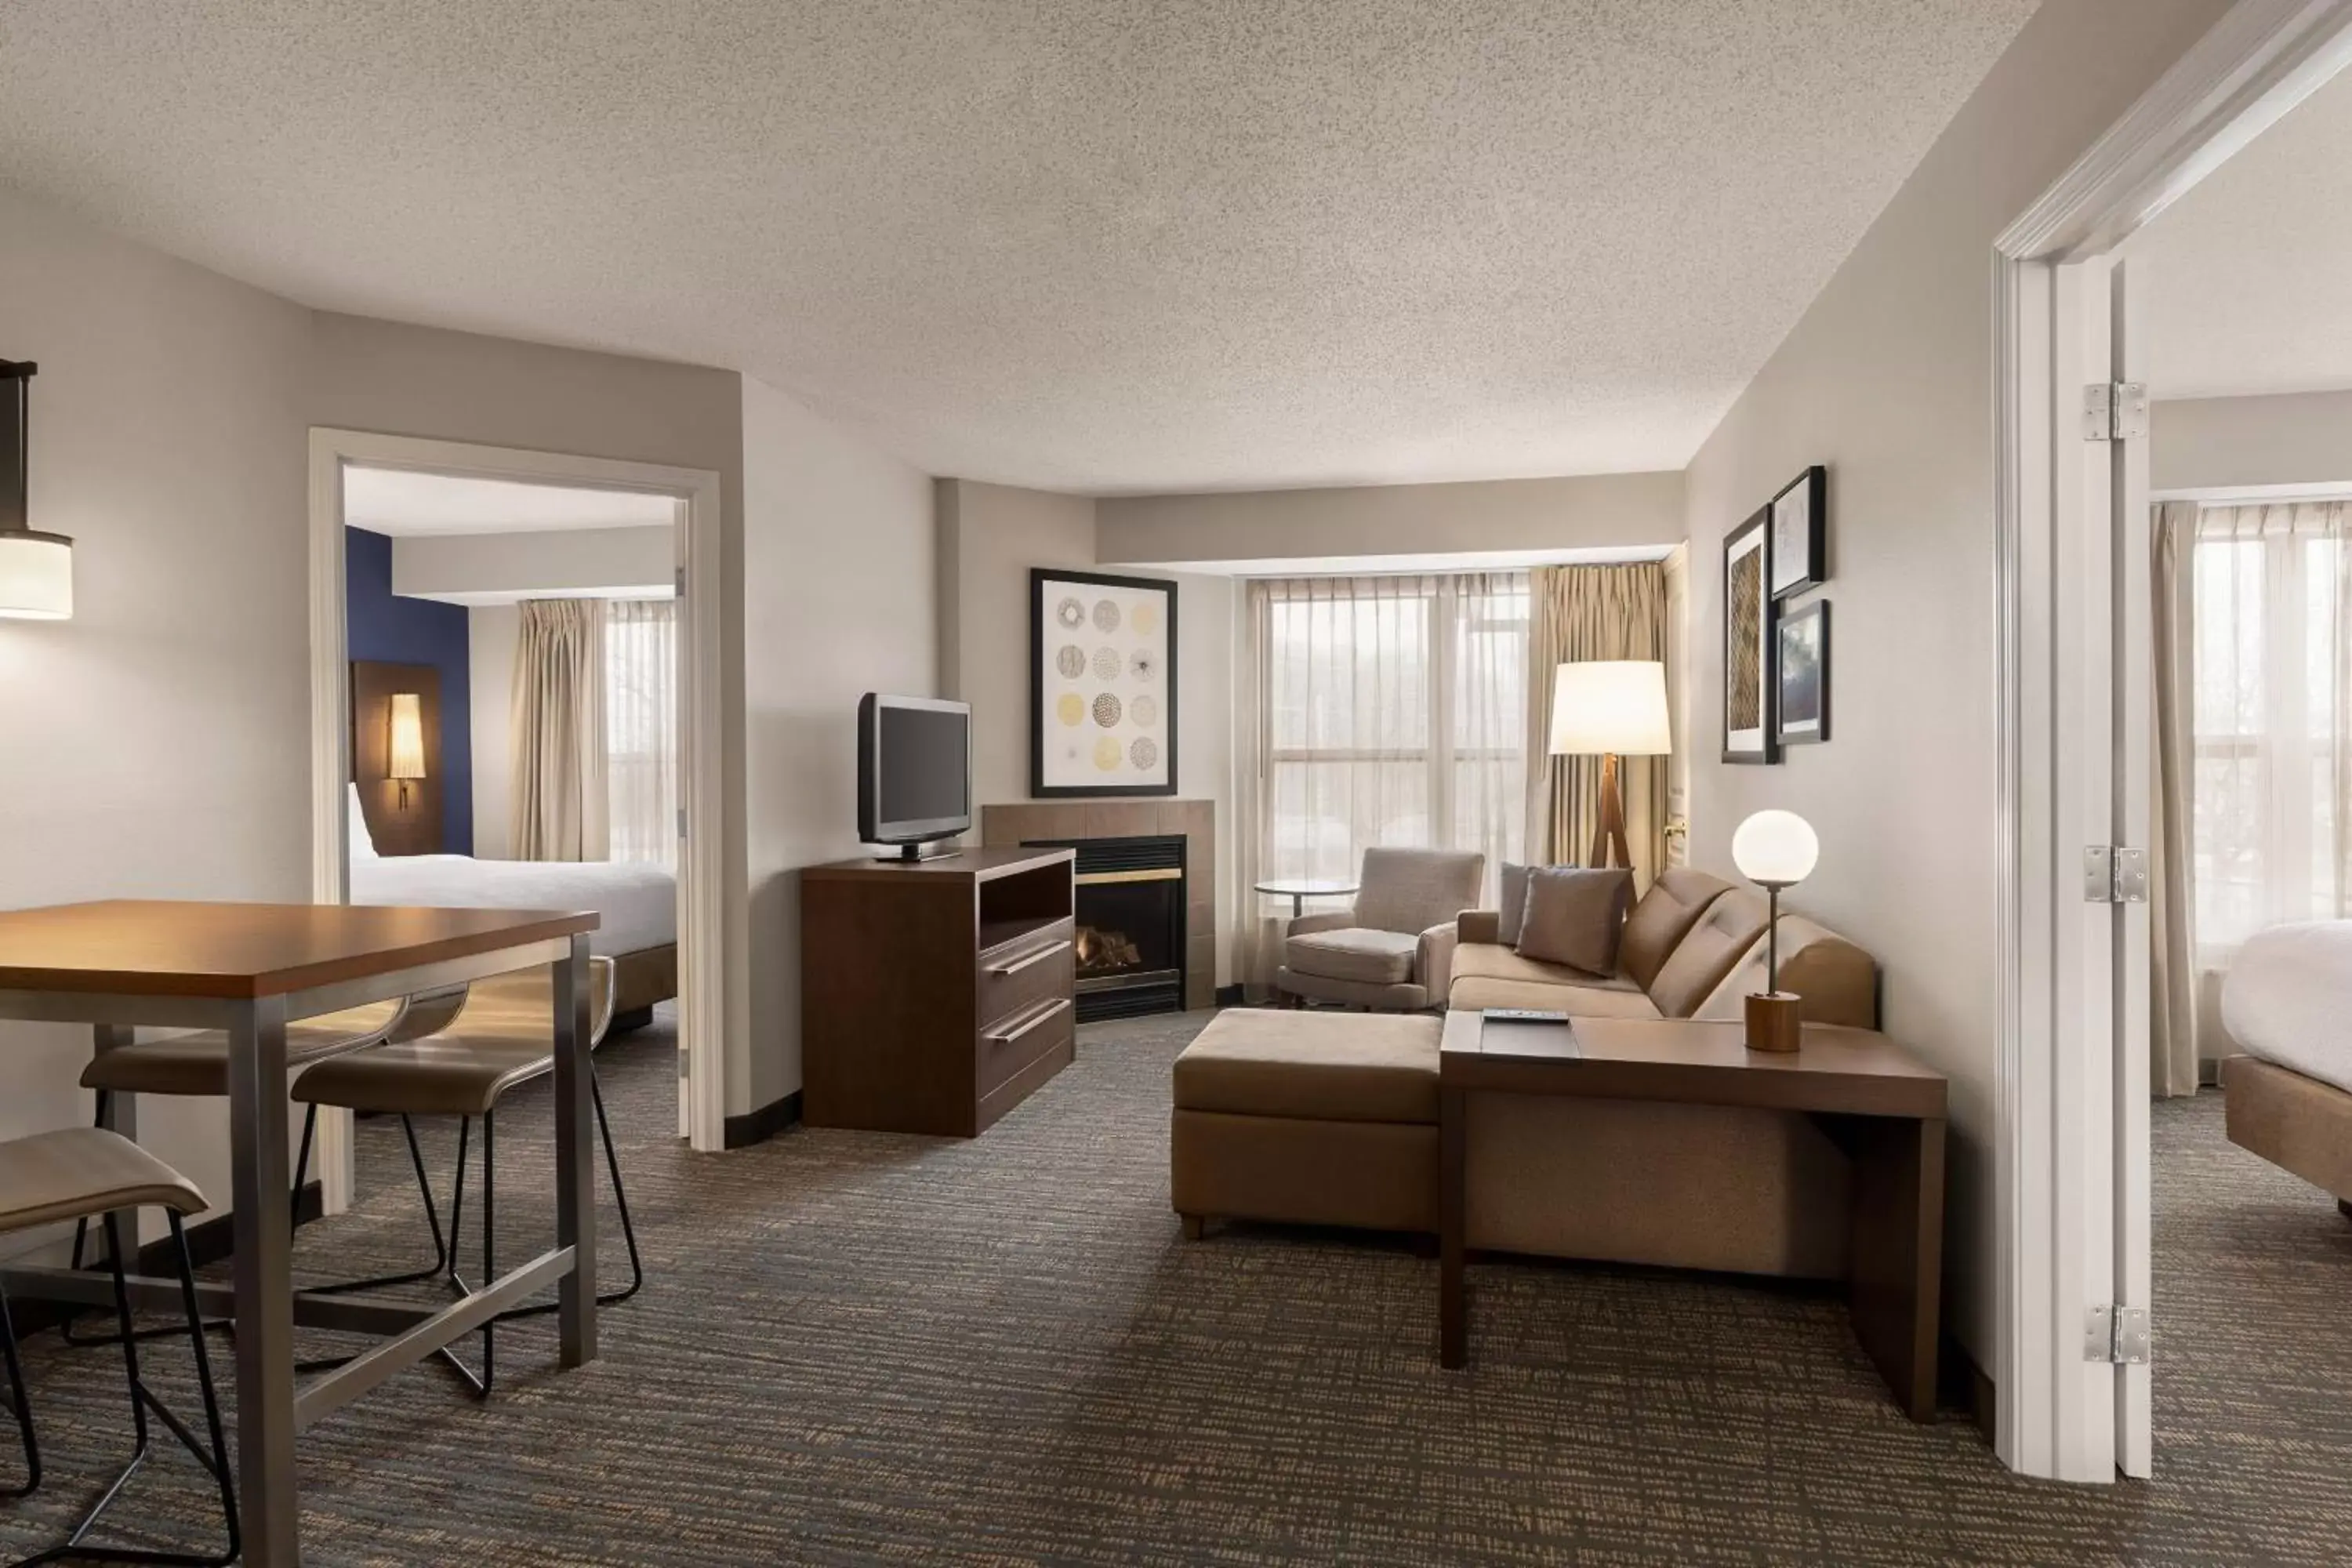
<box><xmin>345</xmin><ymin>528</ymin><xmax>473</xmax><ymax>854</ymax></box>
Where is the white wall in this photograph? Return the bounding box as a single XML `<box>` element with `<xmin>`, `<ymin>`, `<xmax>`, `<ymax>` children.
<box><xmin>1096</xmin><ymin>470</ymin><xmax>1684</xmax><ymax>570</ymax></box>
<box><xmin>394</xmin><ymin>524</ymin><xmax>673</xmax><ymax>604</ymax></box>
<box><xmin>2153</xmin><ymin>390</ymin><xmax>2352</xmax><ymax>493</ymax></box>
<box><xmin>935</xmin><ymin>480</ymin><xmax>1098</xmax><ymax>805</ymax></box>
<box><xmin>0</xmin><ymin>185</ymin><xmax>315</xmax><ymax>1239</ymax></box>
<box><xmin>1679</xmin><ymin>0</ymin><xmax>2238</xmax><ymax>1368</ymax></box>
<box><xmin>742</xmin><ymin>376</ymin><xmax>935</xmax><ymax>1116</ymax></box>
<box><xmin>468</xmin><ymin>603</ymin><xmax>519</xmax><ymax>858</ymax></box>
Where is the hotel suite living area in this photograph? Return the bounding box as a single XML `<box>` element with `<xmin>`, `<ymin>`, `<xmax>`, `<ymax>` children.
<box><xmin>6</xmin><ymin>2</ymin><xmax>2352</xmax><ymax>1564</ymax></box>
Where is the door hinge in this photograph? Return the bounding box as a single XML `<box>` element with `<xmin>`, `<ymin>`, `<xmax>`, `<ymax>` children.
<box><xmin>2082</xmin><ymin>845</ymin><xmax>2149</xmax><ymax>903</ymax></box>
<box><xmin>2082</xmin><ymin>381</ymin><xmax>2148</xmax><ymax>441</ymax></box>
<box><xmin>2085</xmin><ymin>1304</ymin><xmax>2152</xmax><ymax>1365</ymax></box>
<box><xmin>677</xmin><ymin>808</ymin><xmax>688</xmax><ymax>841</ymax></box>
<box><xmin>675</xmin><ymin>565</ymin><xmax>687</xmax><ymax>600</ymax></box>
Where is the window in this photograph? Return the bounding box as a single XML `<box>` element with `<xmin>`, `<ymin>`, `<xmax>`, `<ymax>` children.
<box><xmin>604</xmin><ymin>597</ymin><xmax>679</xmax><ymax>867</ymax></box>
<box><xmin>2190</xmin><ymin>504</ymin><xmax>2350</xmax><ymax>957</ymax></box>
<box><xmin>1260</xmin><ymin>572</ymin><xmax>1526</xmax><ymax>898</ymax></box>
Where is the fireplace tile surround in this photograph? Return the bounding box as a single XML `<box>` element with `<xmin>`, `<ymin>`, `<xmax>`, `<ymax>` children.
<box><xmin>981</xmin><ymin>800</ymin><xmax>1216</xmax><ymax>1013</ymax></box>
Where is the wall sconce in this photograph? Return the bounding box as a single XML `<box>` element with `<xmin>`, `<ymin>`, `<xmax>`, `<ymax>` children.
<box><xmin>0</xmin><ymin>359</ymin><xmax>73</xmax><ymax>622</ymax></box>
<box><xmin>387</xmin><ymin>691</ymin><xmax>426</xmax><ymax>809</ymax></box>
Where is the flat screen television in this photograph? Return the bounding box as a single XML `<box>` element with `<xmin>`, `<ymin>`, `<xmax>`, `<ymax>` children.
<box><xmin>857</xmin><ymin>693</ymin><xmax>972</xmax><ymax>858</ymax></box>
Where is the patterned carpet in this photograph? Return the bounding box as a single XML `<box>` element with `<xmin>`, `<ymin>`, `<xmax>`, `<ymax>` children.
<box><xmin>3</xmin><ymin>1009</ymin><xmax>2350</xmax><ymax>1565</ymax></box>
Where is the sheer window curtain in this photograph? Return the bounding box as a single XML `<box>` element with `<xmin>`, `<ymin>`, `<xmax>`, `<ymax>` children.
<box><xmin>1234</xmin><ymin>572</ymin><xmax>1527</xmax><ymax>996</ymax></box>
<box><xmin>510</xmin><ymin>598</ymin><xmax>608</xmax><ymax>862</ymax></box>
<box><xmin>604</xmin><ymin>598</ymin><xmax>679</xmax><ymax>868</ymax></box>
<box><xmin>2157</xmin><ymin>499</ymin><xmax>2352</xmax><ymax>1091</ymax></box>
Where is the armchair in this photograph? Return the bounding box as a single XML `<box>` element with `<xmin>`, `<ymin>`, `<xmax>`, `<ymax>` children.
<box><xmin>1275</xmin><ymin>847</ymin><xmax>1486</xmax><ymax>1011</ymax></box>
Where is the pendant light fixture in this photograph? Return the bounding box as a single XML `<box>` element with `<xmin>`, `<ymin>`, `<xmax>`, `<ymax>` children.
<box><xmin>0</xmin><ymin>359</ymin><xmax>73</xmax><ymax>620</ymax></box>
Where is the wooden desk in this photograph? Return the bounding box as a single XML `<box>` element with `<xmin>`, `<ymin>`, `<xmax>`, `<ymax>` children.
<box><xmin>1438</xmin><ymin>1011</ymin><xmax>1948</xmax><ymax>1421</ymax></box>
<box><xmin>0</xmin><ymin>900</ymin><xmax>602</xmax><ymax>1567</ymax></box>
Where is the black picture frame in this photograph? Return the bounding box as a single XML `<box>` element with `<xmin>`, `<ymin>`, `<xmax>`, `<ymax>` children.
<box><xmin>1029</xmin><ymin>567</ymin><xmax>1179</xmax><ymax>798</ymax></box>
<box><xmin>1777</xmin><ymin>599</ymin><xmax>1830</xmax><ymax>746</ymax></box>
<box><xmin>1722</xmin><ymin>506</ymin><xmax>1779</xmax><ymax>765</ymax></box>
<box><xmin>1769</xmin><ymin>465</ymin><xmax>1826</xmax><ymax>599</ymax></box>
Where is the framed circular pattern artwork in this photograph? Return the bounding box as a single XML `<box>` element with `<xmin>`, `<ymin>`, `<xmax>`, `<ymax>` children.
<box><xmin>1030</xmin><ymin>568</ymin><xmax>1178</xmax><ymax>796</ymax></box>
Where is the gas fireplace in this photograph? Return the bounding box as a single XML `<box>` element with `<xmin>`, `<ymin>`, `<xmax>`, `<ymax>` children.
<box><xmin>1027</xmin><ymin>833</ymin><xmax>1186</xmax><ymax>1021</ymax></box>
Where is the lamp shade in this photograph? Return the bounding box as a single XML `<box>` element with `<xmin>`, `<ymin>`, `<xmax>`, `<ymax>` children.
<box><xmin>387</xmin><ymin>692</ymin><xmax>428</xmax><ymax>782</ymax></box>
<box><xmin>1732</xmin><ymin>809</ymin><xmax>1819</xmax><ymax>887</ymax></box>
<box><xmin>1548</xmin><ymin>660</ymin><xmax>1671</xmax><ymax>756</ymax></box>
<box><xmin>0</xmin><ymin>529</ymin><xmax>71</xmax><ymax>620</ymax></box>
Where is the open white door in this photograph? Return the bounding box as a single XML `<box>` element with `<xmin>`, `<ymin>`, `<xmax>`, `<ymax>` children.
<box><xmin>2109</xmin><ymin>258</ymin><xmax>2155</xmax><ymax>1479</ymax></box>
<box><xmin>2052</xmin><ymin>250</ymin><xmax>2155</xmax><ymax>1481</ymax></box>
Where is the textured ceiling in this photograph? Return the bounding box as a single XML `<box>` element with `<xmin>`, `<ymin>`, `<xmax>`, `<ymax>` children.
<box><xmin>343</xmin><ymin>468</ymin><xmax>677</xmax><ymax>536</ymax></box>
<box><xmin>0</xmin><ymin>2</ymin><xmax>2036</xmax><ymax>494</ymax></box>
<box><xmin>2128</xmin><ymin>63</ymin><xmax>2352</xmax><ymax>401</ymax></box>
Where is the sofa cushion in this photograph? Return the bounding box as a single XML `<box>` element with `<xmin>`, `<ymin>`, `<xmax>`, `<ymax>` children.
<box><xmin>1621</xmin><ymin>868</ymin><xmax>1737</xmax><ymax>991</ymax></box>
<box><xmin>1284</xmin><ymin>927</ymin><xmax>1419</xmax><ymax>985</ymax></box>
<box><xmin>1515</xmin><ymin>866</ymin><xmax>1632</xmax><ymax>975</ymax></box>
<box><xmin>1691</xmin><ymin>915</ymin><xmax>1878</xmax><ymax>1029</ymax></box>
<box><xmin>1353</xmin><ymin>846</ymin><xmax>1486</xmax><ymax>936</ymax></box>
<box><xmin>1497</xmin><ymin>862</ymin><xmax>1532</xmax><ymax>946</ymax></box>
<box><xmin>1173</xmin><ymin>1010</ymin><xmax>1441</xmax><ymax>1123</ymax></box>
<box><xmin>1448</xmin><ymin>942</ymin><xmax>1660</xmax><ymax>1017</ymax></box>
<box><xmin>1645</xmin><ymin>891</ymin><xmax>1771</xmax><ymax>1018</ymax></box>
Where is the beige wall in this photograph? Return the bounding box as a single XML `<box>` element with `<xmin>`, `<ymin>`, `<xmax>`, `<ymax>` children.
<box><xmin>935</xmin><ymin>478</ymin><xmax>1239</xmax><ymax>985</ymax></box>
<box><xmin>394</xmin><ymin>525</ymin><xmax>674</xmax><ymax>603</ymax></box>
<box><xmin>2153</xmin><ymin>390</ymin><xmax>2352</xmax><ymax>492</ymax></box>
<box><xmin>742</xmin><ymin>376</ymin><xmax>936</xmax><ymax>1115</ymax></box>
<box><xmin>1097</xmin><ymin>470</ymin><xmax>1683</xmax><ymax>569</ymax></box>
<box><xmin>0</xmin><ymin>185</ymin><xmax>315</xmax><ymax>1241</ymax></box>
<box><xmin>1680</xmin><ymin>0</ymin><xmax>2238</xmax><ymax>1367</ymax></box>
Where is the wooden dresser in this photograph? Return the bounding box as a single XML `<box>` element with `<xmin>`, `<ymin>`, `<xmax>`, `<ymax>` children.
<box><xmin>800</xmin><ymin>846</ymin><xmax>1077</xmax><ymax>1136</ymax></box>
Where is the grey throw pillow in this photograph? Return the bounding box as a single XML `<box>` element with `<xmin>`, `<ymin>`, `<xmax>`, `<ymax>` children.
<box><xmin>1498</xmin><ymin>862</ymin><xmax>1530</xmax><ymax>946</ymax></box>
<box><xmin>1515</xmin><ymin>866</ymin><xmax>1635</xmax><ymax>976</ymax></box>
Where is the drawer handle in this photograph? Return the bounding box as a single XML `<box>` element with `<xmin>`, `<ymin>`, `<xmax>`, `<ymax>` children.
<box><xmin>988</xmin><ymin>939</ymin><xmax>1073</xmax><ymax>978</ymax></box>
<box><xmin>985</xmin><ymin>998</ymin><xmax>1071</xmax><ymax>1046</ymax></box>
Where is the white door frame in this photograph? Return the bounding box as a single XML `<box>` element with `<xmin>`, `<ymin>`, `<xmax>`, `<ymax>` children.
<box><xmin>1993</xmin><ymin>0</ymin><xmax>2352</xmax><ymax>1483</ymax></box>
<box><xmin>307</xmin><ymin>427</ymin><xmax>731</xmax><ymax>1210</ymax></box>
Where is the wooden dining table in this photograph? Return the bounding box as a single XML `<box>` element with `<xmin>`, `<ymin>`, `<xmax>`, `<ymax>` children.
<box><xmin>0</xmin><ymin>900</ymin><xmax>603</xmax><ymax>1566</ymax></box>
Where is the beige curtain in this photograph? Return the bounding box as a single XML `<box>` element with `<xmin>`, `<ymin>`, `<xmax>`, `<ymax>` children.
<box><xmin>2150</xmin><ymin>501</ymin><xmax>2199</xmax><ymax>1098</ymax></box>
<box><xmin>510</xmin><ymin>599</ymin><xmax>609</xmax><ymax>862</ymax></box>
<box><xmin>1234</xmin><ymin>581</ymin><xmax>1277</xmax><ymax>999</ymax></box>
<box><xmin>1525</xmin><ymin>564</ymin><xmax>1669</xmax><ymax>887</ymax></box>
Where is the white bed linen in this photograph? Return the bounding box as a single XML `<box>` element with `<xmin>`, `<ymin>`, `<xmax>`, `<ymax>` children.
<box><xmin>2220</xmin><ymin>921</ymin><xmax>2352</xmax><ymax>1094</ymax></box>
<box><xmin>350</xmin><ymin>854</ymin><xmax>676</xmax><ymax>957</ymax></box>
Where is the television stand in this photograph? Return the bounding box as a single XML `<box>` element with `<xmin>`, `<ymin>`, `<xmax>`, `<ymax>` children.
<box><xmin>879</xmin><ymin>840</ymin><xmax>963</xmax><ymax>862</ymax></box>
<box><xmin>802</xmin><ymin>846</ymin><xmax>1078</xmax><ymax>1136</ymax></box>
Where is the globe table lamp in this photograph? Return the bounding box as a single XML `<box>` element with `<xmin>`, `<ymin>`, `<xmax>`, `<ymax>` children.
<box><xmin>1732</xmin><ymin>809</ymin><xmax>1819</xmax><ymax>1053</ymax></box>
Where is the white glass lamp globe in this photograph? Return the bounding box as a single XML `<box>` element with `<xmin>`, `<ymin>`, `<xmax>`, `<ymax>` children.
<box><xmin>1732</xmin><ymin>810</ymin><xmax>1819</xmax><ymax>889</ymax></box>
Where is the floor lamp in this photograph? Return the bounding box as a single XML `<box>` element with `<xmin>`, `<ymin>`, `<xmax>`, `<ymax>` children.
<box><xmin>1548</xmin><ymin>660</ymin><xmax>1672</xmax><ymax>871</ymax></box>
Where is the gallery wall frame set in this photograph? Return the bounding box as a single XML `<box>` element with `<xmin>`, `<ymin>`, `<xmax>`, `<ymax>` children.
<box><xmin>1029</xmin><ymin>567</ymin><xmax>1179</xmax><ymax>798</ymax></box>
<box><xmin>1723</xmin><ymin>463</ymin><xmax>1831</xmax><ymax>763</ymax></box>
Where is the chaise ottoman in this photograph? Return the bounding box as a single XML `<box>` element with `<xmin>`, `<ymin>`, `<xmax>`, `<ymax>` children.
<box><xmin>1171</xmin><ymin>1008</ymin><xmax>1441</xmax><ymax>1237</ymax></box>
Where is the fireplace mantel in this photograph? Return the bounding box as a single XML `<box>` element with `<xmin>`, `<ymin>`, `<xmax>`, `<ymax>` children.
<box><xmin>980</xmin><ymin>800</ymin><xmax>1215</xmax><ymax>1013</ymax></box>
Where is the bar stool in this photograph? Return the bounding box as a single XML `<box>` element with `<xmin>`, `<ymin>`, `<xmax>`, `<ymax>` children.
<box><xmin>291</xmin><ymin>956</ymin><xmax>643</xmax><ymax>1398</ymax></box>
<box><xmin>0</xmin><ymin>1127</ymin><xmax>237</xmax><ymax>1566</ymax></box>
<box><xmin>65</xmin><ymin>998</ymin><xmax>433</xmax><ymax>1345</ymax></box>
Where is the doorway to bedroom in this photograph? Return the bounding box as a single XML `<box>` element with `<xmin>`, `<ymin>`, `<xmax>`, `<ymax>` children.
<box><xmin>306</xmin><ymin>431</ymin><xmax>728</xmax><ymax>1223</ymax></box>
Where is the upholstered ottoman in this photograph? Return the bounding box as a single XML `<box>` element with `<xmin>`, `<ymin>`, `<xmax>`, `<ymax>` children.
<box><xmin>1171</xmin><ymin>1009</ymin><xmax>1441</xmax><ymax>1236</ymax></box>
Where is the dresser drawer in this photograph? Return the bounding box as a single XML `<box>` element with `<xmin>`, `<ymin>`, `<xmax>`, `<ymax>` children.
<box><xmin>978</xmin><ymin>996</ymin><xmax>1075</xmax><ymax>1098</ymax></box>
<box><xmin>978</xmin><ymin>920</ymin><xmax>1076</xmax><ymax>1033</ymax></box>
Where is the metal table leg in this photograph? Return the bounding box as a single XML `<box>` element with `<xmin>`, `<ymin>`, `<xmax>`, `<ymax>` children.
<box><xmin>228</xmin><ymin>996</ymin><xmax>299</xmax><ymax>1566</ymax></box>
<box><xmin>553</xmin><ymin>935</ymin><xmax>598</xmax><ymax>1367</ymax></box>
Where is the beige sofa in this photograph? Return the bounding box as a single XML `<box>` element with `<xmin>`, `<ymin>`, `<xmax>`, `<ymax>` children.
<box><xmin>1171</xmin><ymin>867</ymin><xmax>1886</xmax><ymax>1281</ymax></box>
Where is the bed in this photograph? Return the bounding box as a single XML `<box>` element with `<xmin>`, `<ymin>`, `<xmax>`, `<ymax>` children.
<box><xmin>347</xmin><ymin>789</ymin><xmax>678</xmax><ymax>1024</ymax></box>
<box><xmin>2218</xmin><ymin>921</ymin><xmax>2352</xmax><ymax>1220</ymax></box>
